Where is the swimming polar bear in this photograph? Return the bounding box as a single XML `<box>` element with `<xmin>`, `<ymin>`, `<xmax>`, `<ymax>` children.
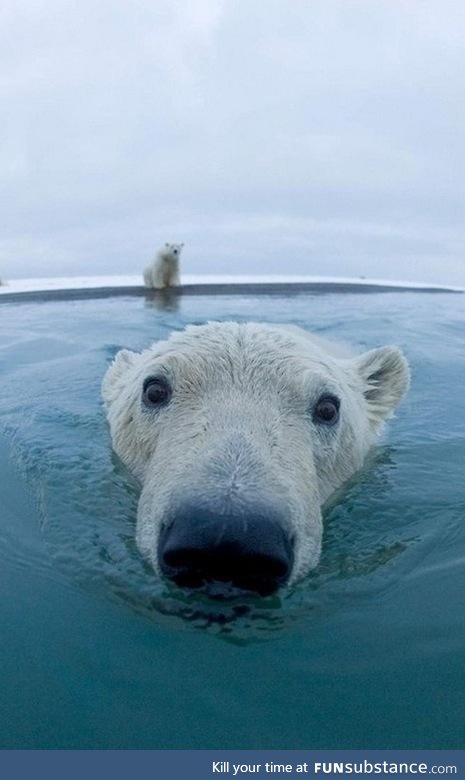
<box><xmin>143</xmin><ymin>243</ymin><xmax>184</xmax><ymax>289</ymax></box>
<box><xmin>102</xmin><ymin>322</ymin><xmax>409</xmax><ymax>596</ymax></box>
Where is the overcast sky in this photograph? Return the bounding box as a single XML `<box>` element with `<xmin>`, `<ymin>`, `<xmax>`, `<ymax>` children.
<box><xmin>2</xmin><ymin>0</ymin><xmax>465</xmax><ymax>283</ymax></box>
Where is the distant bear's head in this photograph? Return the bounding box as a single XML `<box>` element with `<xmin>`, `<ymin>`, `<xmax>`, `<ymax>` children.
<box><xmin>161</xmin><ymin>242</ymin><xmax>184</xmax><ymax>259</ymax></box>
<box><xmin>102</xmin><ymin>323</ymin><xmax>409</xmax><ymax>597</ymax></box>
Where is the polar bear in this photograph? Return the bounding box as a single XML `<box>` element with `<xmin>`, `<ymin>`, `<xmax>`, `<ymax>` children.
<box><xmin>143</xmin><ymin>243</ymin><xmax>184</xmax><ymax>289</ymax></box>
<box><xmin>102</xmin><ymin>322</ymin><xmax>409</xmax><ymax>596</ymax></box>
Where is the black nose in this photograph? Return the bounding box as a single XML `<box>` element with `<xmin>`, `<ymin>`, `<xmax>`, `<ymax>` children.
<box><xmin>158</xmin><ymin>504</ymin><xmax>294</xmax><ymax>596</ymax></box>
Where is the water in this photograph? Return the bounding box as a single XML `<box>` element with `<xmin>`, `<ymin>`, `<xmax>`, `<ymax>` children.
<box><xmin>0</xmin><ymin>290</ymin><xmax>464</xmax><ymax>749</ymax></box>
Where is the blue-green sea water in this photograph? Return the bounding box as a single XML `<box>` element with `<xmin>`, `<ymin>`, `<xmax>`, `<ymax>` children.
<box><xmin>0</xmin><ymin>290</ymin><xmax>464</xmax><ymax>749</ymax></box>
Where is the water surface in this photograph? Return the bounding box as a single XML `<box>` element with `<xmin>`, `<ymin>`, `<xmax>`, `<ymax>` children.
<box><xmin>0</xmin><ymin>290</ymin><xmax>464</xmax><ymax>748</ymax></box>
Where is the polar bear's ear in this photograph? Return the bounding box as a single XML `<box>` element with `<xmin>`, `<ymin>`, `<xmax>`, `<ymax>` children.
<box><xmin>102</xmin><ymin>348</ymin><xmax>138</xmax><ymax>406</ymax></box>
<box><xmin>355</xmin><ymin>345</ymin><xmax>410</xmax><ymax>425</ymax></box>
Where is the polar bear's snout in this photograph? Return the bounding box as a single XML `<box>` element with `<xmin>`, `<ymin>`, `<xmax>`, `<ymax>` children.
<box><xmin>158</xmin><ymin>501</ymin><xmax>294</xmax><ymax>596</ymax></box>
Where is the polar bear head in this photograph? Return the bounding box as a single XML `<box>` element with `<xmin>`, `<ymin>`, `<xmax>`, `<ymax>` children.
<box><xmin>102</xmin><ymin>323</ymin><xmax>409</xmax><ymax>597</ymax></box>
<box><xmin>160</xmin><ymin>242</ymin><xmax>184</xmax><ymax>260</ymax></box>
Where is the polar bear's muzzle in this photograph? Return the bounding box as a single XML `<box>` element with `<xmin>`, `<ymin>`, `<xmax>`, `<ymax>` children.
<box><xmin>157</xmin><ymin>501</ymin><xmax>294</xmax><ymax>597</ymax></box>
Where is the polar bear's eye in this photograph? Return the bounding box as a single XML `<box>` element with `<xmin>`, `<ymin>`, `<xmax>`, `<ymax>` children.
<box><xmin>142</xmin><ymin>377</ymin><xmax>172</xmax><ymax>409</ymax></box>
<box><xmin>313</xmin><ymin>394</ymin><xmax>340</xmax><ymax>426</ymax></box>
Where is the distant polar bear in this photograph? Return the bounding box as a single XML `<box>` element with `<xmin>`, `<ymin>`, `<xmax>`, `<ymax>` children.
<box><xmin>102</xmin><ymin>322</ymin><xmax>409</xmax><ymax>596</ymax></box>
<box><xmin>143</xmin><ymin>243</ymin><xmax>184</xmax><ymax>289</ymax></box>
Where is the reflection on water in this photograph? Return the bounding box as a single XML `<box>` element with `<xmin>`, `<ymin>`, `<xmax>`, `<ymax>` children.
<box><xmin>144</xmin><ymin>287</ymin><xmax>181</xmax><ymax>312</ymax></box>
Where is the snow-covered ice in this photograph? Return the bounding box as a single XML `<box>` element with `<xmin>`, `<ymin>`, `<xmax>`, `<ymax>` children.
<box><xmin>1</xmin><ymin>274</ymin><xmax>463</xmax><ymax>295</ymax></box>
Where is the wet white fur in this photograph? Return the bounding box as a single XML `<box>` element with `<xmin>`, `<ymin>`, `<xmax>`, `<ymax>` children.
<box><xmin>143</xmin><ymin>243</ymin><xmax>184</xmax><ymax>289</ymax></box>
<box><xmin>102</xmin><ymin>322</ymin><xmax>410</xmax><ymax>584</ymax></box>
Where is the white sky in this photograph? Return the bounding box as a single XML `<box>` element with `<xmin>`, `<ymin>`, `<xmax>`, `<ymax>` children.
<box><xmin>2</xmin><ymin>0</ymin><xmax>465</xmax><ymax>284</ymax></box>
